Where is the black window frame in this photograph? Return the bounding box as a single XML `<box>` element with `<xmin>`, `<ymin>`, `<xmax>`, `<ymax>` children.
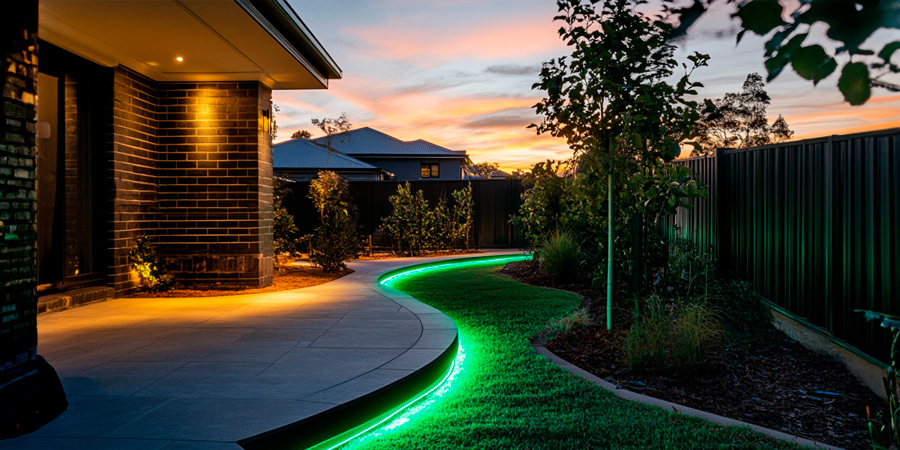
<box><xmin>420</xmin><ymin>162</ymin><xmax>440</xmax><ymax>178</ymax></box>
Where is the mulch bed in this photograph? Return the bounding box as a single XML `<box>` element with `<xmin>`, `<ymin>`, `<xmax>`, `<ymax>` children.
<box><xmin>502</xmin><ymin>260</ymin><xmax>884</xmax><ymax>450</ymax></box>
<box><xmin>127</xmin><ymin>266</ymin><xmax>352</xmax><ymax>298</ymax></box>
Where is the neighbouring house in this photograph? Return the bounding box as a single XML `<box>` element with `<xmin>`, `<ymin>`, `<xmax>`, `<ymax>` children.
<box><xmin>311</xmin><ymin>127</ymin><xmax>469</xmax><ymax>181</ymax></box>
<box><xmin>0</xmin><ymin>0</ymin><xmax>340</xmax><ymax>435</ymax></box>
<box><xmin>273</xmin><ymin>138</ymin><xmax>390</xmax><ymax>181</ymax></box>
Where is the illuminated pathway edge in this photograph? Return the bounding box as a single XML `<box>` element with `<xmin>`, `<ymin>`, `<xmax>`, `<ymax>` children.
<box><xmin>241</xmin><ymin>253</ymin><xmax>530</xmax><ymax>450</ymax></box>
<box><xmin>4</xmin><ymin>251</ymin><xmax>524</xmax><ymax>450</ymax></box>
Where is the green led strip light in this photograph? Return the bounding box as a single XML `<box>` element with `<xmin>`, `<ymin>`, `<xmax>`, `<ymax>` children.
<box><xmin>242</xmin><ymin>254</ymin><xmax>530</xmax><ymax>450</ymax></box>
<box><xmin>308</xmin><ymin>342</ymin><xmax>466</xmax><ymax>450</ymax></box>
<box><xmin>308</xmin><ymin>254</ymin><xmax>531</xmax><ymax>449</ymax></box>
<box><xmin>378</xmin><ymin>254</ymin><xmax>532</xmax><ymax>286</ymax></box>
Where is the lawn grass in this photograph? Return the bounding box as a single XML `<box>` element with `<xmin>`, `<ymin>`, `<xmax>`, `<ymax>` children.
<box><xmin>345</xmin><ymin>264</ymin><xmax>801</xmax><ymax>449</ymax></box>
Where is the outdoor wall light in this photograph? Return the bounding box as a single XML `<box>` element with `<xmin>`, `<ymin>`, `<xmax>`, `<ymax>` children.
<box><xmin>175</xmin><ymin>56</ymin><xmax>184</xmax><ymax>62</ymax></box>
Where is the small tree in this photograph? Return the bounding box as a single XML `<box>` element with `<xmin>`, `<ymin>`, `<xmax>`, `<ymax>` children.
<box><xmin>381</xmin><ymin>182</ymin><xmax>430</xmax><ymax>256</ymax></box>
<box><xmin>291</xmin><ymin>130</ymin><xmax>312</xmax><ymax>140</ymax></box>
<box><xmin>511</xmin><ymin>160</ymin><xmax>569</xmax><ymax>251</ymax></box>
<box><xmin>381</xmin><ymin>182</ymin><xmax>474</xmax><ymax>255</ymax></box>
<box><xmin>692</xmin><ymin>73</ymin><xmax>794</xmax><ymax>156</ymax></box>
<box><xmin>312</xmin><ymin>113</ymin><xmax>352</xmax><ymax>151</ymax></box>
<box><xmin>532</xmin><ymin>0</ymin><xmax>709</xmax><ymax>329</ymax></box>
<box><xmin>273</xmin><ymin>177</ymin><xmax>300</xmax><ymax>261</ymax></box>
<box><xmin>308</xmin><ymin>171</ymin><xmax>359</xmax><ymax>272</ymax></box>
<box><xmin>466</xmin><ymin>162</ymin><xmax>500</xmax><ymax>179</ymax></box>
<box><xmin>450</xmin><ymin>183</ymin><xmax>474</xmax><ymax>250</ymax></box>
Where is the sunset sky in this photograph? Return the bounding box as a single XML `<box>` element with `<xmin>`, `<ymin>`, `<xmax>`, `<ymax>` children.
<box><xmin>275</xmin><ymin>0</ymin><xmax>900</xmax><ymax>172</ymax></box>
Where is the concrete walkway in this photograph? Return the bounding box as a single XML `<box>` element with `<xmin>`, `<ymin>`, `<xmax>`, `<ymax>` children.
<box><xmin>3</xmin><ymin>251</ymin><xmax>520</xmax><ymax>450</ymax></box>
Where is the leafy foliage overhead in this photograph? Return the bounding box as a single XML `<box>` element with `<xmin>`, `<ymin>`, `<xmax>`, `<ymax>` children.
<box><xmin>669</xmin><ymin>0</ymin><xmax>900</xmax><ymax>105</ymax></box>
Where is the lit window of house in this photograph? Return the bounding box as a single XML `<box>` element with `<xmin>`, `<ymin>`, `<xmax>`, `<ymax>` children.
<box><xmin>421</xmin><ymin>163</ymin><xmax>440</xmax><ymax>178</ymax></box>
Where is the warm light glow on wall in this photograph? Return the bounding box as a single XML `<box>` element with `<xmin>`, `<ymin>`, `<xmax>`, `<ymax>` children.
<box><xmin>175</xmin><ymin>56</ymin><xmax>184</xmax><ymax>62</ymax></box>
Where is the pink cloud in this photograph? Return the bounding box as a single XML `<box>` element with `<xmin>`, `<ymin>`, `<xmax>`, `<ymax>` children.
<box><xmin>343</xmin><ymin>14</ymin><xmax>565</xmax><ymax>65</ymax></box>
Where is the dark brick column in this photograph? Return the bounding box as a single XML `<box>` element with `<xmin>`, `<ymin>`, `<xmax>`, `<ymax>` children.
<box><xmin>1</xmin><ymin>0</ymin><xmax>39</xmax><ymax>375</ymax></box>
<box><xmin>156</xmin><ymin>81</ymin><xmax>274</xmax><ymax>288</ymax></box>
<box><xmin>0</xmin><ymin>0</ymin><xmax>67</xmax><ymax>437</ymax></box>
<box><xmin>109</xmin><ymin>67</ymin><xmax>160</xmax><ymax>295</ymax></box>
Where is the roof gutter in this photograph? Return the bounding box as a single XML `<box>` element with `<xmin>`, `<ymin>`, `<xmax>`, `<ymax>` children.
<box><xmin>236</xmin><ymin>0</ymin><xmax>342</xmax><ymax>86</ymax></box>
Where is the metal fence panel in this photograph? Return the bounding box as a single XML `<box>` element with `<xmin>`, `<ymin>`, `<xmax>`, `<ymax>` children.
<box><xmin>662</xmin><ymin>128</ymin><xmax>900</xmax><ymax>362</ymax></box>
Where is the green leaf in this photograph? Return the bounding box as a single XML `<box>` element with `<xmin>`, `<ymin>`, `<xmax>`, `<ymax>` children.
<box><xmin>838</xmin><ymin>62</ymin><xmax>871</xmax><ymax>106</ymax></box>
<box><xmin>765</xmin><ymin>33</ymin><xmax>806</xmax><ymax>81</ymax></box>
<box><xmin>879</xmin><ymin>41</ymin><xmax>900</xmax><ymax>63</ymax></box>
<box><xmin>735</xmin><ymin>1</ymin><xmax>785</xmax><ymax>36</ymax></box>
<box><xmin>790</xmin><ymin>45</ymin><xmax>838</xmax><ymax>85</ymax></box>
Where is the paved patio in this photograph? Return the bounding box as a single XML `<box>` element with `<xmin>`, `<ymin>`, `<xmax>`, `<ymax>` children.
<box><xmin>3</xmin><ymin>252</ymin><xmax>519</xmax><ymax>450</ymax></box>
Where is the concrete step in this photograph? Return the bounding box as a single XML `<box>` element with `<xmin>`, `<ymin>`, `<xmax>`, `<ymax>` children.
<box><xmin>38</xmin><ymin>286</ymin><xmax>114</xmax><ymax>314</ymax></box>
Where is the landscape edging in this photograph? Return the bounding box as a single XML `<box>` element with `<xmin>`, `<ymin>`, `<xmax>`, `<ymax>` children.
<box><xmin>532</xmin><ymin>342</ymin><xmax>842</xmax><ymax>450</ymax></box>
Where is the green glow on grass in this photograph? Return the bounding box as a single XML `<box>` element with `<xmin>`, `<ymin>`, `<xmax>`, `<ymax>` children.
<box><xmin>379</xmin><ymin>254</ymin><xmax>531</xmax><ymax>286</ymax></box>
<box><xmin>307</xmin><ymin>255</ymin><xmax>527</xmax><ymax>450</ymax></box>
<box><xmin>308</xmin><ymin>342</ymin><xmax>464</xmax><ymax>450</ymax></box>
<box><xmin>350</xmin><ymin>341</ymin><xmax>468</xmax><ymax>446</ymax></box>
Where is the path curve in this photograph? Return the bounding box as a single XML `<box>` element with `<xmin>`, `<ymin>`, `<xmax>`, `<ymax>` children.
<box><xmin>4</xmin><ymin>251</ymin><xmax>520</xmax><ymax>450</ymax></box>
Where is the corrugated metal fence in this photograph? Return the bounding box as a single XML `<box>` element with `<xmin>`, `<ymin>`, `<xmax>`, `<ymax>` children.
<box><xmin>660</xmin><ymin>128</ymin><xmax>900</xmax><ymax>362</ymax></box>
<box><xmin>286</xmin><ymin>179</ymin><xmax>525</xmax><ymax>248</ymax></box>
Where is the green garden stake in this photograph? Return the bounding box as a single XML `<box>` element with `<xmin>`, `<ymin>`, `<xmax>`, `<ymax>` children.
<box><xmin>607</xmin><ymin>170</ymin><xmax>613</xmax><ymax>330</ymax></box>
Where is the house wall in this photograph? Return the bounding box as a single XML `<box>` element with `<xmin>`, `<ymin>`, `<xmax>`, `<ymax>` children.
<box><xmin>358</xmin><ymin>158</ymin><xmax>463</xmax><ymax>181</ymax></box>
<box><xmin>110</xmin><ymin>67</ymin><xmax>160</xmax><ymax>294</ymax></box>
<box><xmin>156</xmin><ymin>81</ymin><xmax>273</xmax><ymax>289</ymax></box>
<box><xmin>109</xmin><ymin>70</ymin><xmax>275</xmax><ymax>292</ymax></box>
<box><xmin>0</xmin><ymin>0</ymin><xmax>39</xmax><ymax>372</ymax></box>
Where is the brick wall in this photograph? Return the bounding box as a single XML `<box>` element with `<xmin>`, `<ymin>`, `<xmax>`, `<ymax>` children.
<box><xmin>109</xmin><ymin>67</ymin><xmax>160</xmax><ymax>295</ymax></box>
<box><xmin>0</xmin><ymin>0</ymin><xmax>38</xmax><ymax>371</ymax></box>
<box><xmin>106</xmin><ymin>72</ymin><xmax>274</xmax><ymax>292</ymax></box>
<box><xmin>155</xmin><ymin>81</ymin><xmax>273</xmax><ymax>288</ymax></box>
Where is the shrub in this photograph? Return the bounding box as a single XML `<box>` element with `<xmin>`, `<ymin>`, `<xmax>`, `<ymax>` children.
<box><xmin>308</xmin><ymin>171</ymin><xmax>359</xmax><ymax>272</ymax></box>
<box><xmin>624</xmin><ymin>297</ymin><xmax>671</xmax><ymax>371</ymax></box>
<box><xmin>273</xmin><ymin>178</ymin><xmax>300</xmax><ymax>260</ymax></box>
<box><xmin>625</xmin><ymin>296</ymin><xmax>722</xmax><ymax>371</ymax></box>
<box><xmin>381</xmin><ymin>182</ymin><xmax>430</xmax><ymax>255</ymax></box>
<box><xmin>129</xmin><ymin>235</ymin><xmax>173</xmax><ymax>292</ymax></box>
<box><xmin>544</xmin><ymin>306</ymin><xmax>593</xmax><ymax>340</ymax></box>
<box><xmin>540</xmin><ymin>230</ymin><xmax>582</xmax><ymax>283</ymax></box>
<box><xmin>381</xmin><ymin>182</ymin><xmax>474</xmax><ymax>255</ymax></box>
<box><xmin>450</xmin><ymin>183</ymin><xmax>474</xmax><ymax>249</ymax></box>
<box><xmin>511</xmin><ymin>160</ymin><xmax>569</xmax><ymax>251</ymax></box>
<box><xmin>671</xmin><ymin>302</ymin><xmax>722</xmax><ymax>366</ymax></box>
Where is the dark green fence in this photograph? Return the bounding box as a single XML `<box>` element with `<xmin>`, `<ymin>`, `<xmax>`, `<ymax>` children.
<box><xmin>660</xmin><ymin>127</ymin><xmax>900</xmax><ymax>362</ymax></box>
<box><xmin>286</xmin><ymin>179</ymin><xmax>525</xmax><ymax>249</ymax></box>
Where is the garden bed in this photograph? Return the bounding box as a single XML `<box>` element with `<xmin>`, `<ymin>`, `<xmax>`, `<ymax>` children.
<box><xmin>502</xmin><ymin>260</ymin><xmax>882</xmax><ymax>450</ymax></box>
<box><xmin>127</xmin><ymin>265</ymin><xmax>352</xmax><ymax>298</ymax></box>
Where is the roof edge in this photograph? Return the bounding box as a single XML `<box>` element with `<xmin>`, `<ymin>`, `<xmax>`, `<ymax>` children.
<box><xmin>239</xmin><ymin>0</ymin><xmax>342</xmax><ymax>82</ymax></box>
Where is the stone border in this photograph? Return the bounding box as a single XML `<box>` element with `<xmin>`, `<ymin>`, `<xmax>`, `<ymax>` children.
<box><xmin>532</xmin><ymin>343</ymin><xmax>842</xmax><ymax>450</ymax></box>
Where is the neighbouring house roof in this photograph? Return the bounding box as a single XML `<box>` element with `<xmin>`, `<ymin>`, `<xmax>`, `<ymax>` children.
<box><xmin>38</xmin><ymin>0</ymin><xmax>341</xmax><ymax>89</ymax></box>
<box><xmin>313</xmin><ymin>127</ymin><xmax>467</xmax><ymax>158</ymax></box>
<box><xmin>273</xmin><ymin>139</ymin><xmax>381</xmax><ymax>171</ymax></box>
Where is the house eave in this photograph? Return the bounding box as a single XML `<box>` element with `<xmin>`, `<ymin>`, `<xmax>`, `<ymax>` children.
<box><xmin>38</xmin><ymin>0</ymin><xmax>341</xmax><ymax>89</ymax></box>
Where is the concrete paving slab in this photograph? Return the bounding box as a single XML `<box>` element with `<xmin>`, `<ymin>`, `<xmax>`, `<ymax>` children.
<box><xmin>4</xmin><ymin>251</ymin><xmax>519</xmax><ymax>448</ymax></box>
